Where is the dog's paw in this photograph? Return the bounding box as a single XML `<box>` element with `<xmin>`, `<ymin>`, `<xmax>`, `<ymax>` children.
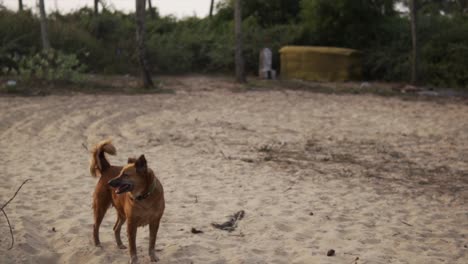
<box><xmin>129</xmin><ymin>256</ymin><xmax>139</xmax><ymax>264</ymax></box>
<box><xmin>117</xmin><ymin>244</ymin><xmax>127</xmax><ymax>249</ymax></box>
<box><xmin>150</xmin><ymin>253</ymin><xmax>160</xmax><ymax>262</ymax></box>
<box><xmin>149</xmin><ymin>249</ymin><xmax>159</xmax><ymax>262</ymax></box>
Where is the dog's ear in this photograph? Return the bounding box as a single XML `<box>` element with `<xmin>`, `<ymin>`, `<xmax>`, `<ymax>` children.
<box><xmin>128</xmin><ymin>157</ymin><xmax>137</xmax><ymax>164</ymax></box>
<box><xmin>135</xmin><ymin>154</ymin><xmax>147</xmax><ymax>174</ymax></box>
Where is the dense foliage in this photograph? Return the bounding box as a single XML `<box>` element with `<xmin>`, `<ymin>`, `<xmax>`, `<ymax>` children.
<box><xmin>3</xmin><ymin>49</ymin><xmax>85</xmax><ymax>83</ymax></box>
<box><xmin>0</xmin><ymin>0</ymin><xmax>467</xmax><ymax>88</ymax></box>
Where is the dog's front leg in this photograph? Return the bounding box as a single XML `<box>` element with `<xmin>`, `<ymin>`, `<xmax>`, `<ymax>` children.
<box><xmin>114</xmin><ymin>216</ymin><xmax>127</xmax><ymax>249</ymax></box>
<box><xmin>149</xmin><ymin>221</ymin><xmax>160</xmax><ymax>262</ymax></box>
<box><xmin>127</xmin><ymin>221</ymin><xmax>138</xmax><ymax>264</ymax></box>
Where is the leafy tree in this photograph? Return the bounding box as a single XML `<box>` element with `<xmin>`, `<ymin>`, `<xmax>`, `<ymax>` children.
<box><xmin>399</xmin><ymin>0</ymin><xmax>468</xmax><ymax>15</ymax></box>
<box><xmin>300</xmin><ymin>0</ymin><xmax>397</xmax><ymax>48</ymax></box>
<box><xmin>215</xmin><ymin>0</ymin><xmax>301</xmax><ymax>26</ymax></box>
<box><xmin>241</xmin><ymin>0</ymin><xmax>301</xmax><ymax>26</ymax></box>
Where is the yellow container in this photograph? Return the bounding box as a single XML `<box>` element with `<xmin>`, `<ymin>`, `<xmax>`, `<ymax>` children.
<box><xmin>279</xmin><ymin>46</ymin><xmax>361</xmax><ymax>82</ymax></box>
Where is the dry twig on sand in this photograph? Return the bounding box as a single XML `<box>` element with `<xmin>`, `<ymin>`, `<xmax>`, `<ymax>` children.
<box><xmin>400</xmin><ymin>220</ymin><xmax>413</xmax><ymax>227</ymax></box>
<box><xmin>81</xmin><ymin>143</ymin><xmax>89</xmax><ymax>152</ymax></box>
<box><xmin>1</xmin><ymin>179</ymin><xmax>31</xmax><ymax>250</ymax></box>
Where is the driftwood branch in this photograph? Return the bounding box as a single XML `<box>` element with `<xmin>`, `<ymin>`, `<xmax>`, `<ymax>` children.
<box><xmin>1</xmin><ymin>179</ymin><xmax>31</xmax><ymax>250</ymax></box>
<box><xmin>82</xmin><ymin>143</ymin><xmax>89</xmax><ymax>152</ymax></box>
<box><xmin>1</xmin><ymin>209</ymin><xmax>14</xmax><ymax>250</ymax></box>
<box><xmin>400</xmin><ymin>220</ymin><xmax>413</xmax><ymax>227</ymax></box>
<box><xmin>1</xmin><ymin>179</ymin><xmax>30</xmax><ymax>211</ymax></box>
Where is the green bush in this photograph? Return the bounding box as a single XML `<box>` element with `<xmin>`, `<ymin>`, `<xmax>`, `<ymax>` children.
<box><xmin>299</xmin><ymin>0</ymin><xmax>395</xmax><ymax>49</ymax></box>
<box><xmin>214</xmin><ymin>0</ymin><xmax>301</xmax><ymax>26</ymax></box>
<box><xmin>52</xmin><ymin>9</ymin><xmax>138</xmax><ymax>74</ymax></box>
<box><xmin>0</xmin><ymin>10</ymin><xmax>41</xmax><ymax>74</ymax></box>
<box><xmin>5</xmin><ymin>49</ymin><xmax>86</xmax><ymax>83</ymax></box>
<box><xmin>362</xmin><ymin>16</ymin><xmax>411</xmax><ymax>82</ymax></box>
<box><xmin>147</xmin><ymin>17</ymin><xmax>212</xmax><ymax>73</ymax></box>
<box><xmin>419</xmin><ymin>16</ymin><xmax>468</xmax><ymax>88</ymax></box>
<box><xmin>48</xmin><ymin>21</ymin><xmax>105</xmax><ymax>72</ymax></box>
<box><xmin>146</xmin><ymin>16</ymin><xmax>301</xmax><ymax>74</ymax></box>
<box><xmin>0</xmin><ymin>10</ymin><xmax>41</xmax><ymax>54</ymax></box>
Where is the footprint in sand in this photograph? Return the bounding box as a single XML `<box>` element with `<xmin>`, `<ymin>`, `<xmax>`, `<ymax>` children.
<box><xmin>16</xmin><ymin>204</ymin><xmax>32</xmax><ymax>210</ymax></box>
<box><xmin>274</xmin><ymin>247</ymin><xmax>289</xmax><ymax>256</ymax></box>
<box><xmin>77</xmin><ymin>218</ymin><xmax>88</xmax><ymax>225</ymax></box>
<box><xmin>361</xmin><ymin>238</ymin><xmax>382</xmax><ymax>244</ymax></box>
<box><xmin>18</xmin><ymin>243</ymin><xmax>38</xmax><ymax>255</ymax></box>
<box><xmin>251</xmin><ymin>248</ymin><xmax>266</xmax><ymax>255</ymax></box>
<box><xmin>68</xmin><ymin>226</ymin><xmax>81</xmax><ymax>235</ymax></box>
<box><xmin>274</xmin><ymin>221</ymin><xmax>295</xmax><ymax>232</ymax></box>
<box><xmin>204</xmin><ymin>200</ymin><xmax>217</xmax><ymax>210</ymax></box>
<box><xmin>50</xmin><ymin>165</ymin><xmax>61</xmax><ymax>171</ymax></box>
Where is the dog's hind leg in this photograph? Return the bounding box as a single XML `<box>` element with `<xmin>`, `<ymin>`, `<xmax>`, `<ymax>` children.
<box><xmin>113</xmin><ymin>215</ymin><xmax>127</xmax><ymax>249</ymax></box>
<box><xmin>92</xmin><ymin>186</ymin><xmax>111</xmax><ymax>247</ymax></box>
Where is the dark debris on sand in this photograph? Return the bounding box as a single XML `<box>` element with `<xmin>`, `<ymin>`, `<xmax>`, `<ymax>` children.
<box><xmin>212</xmin><ymin>210</ymin><xmax>245</xmax><ymax>232</ymax></box>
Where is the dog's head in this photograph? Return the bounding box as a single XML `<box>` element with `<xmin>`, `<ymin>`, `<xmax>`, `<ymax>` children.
<box><xmin>108</xmin><ymin>155</ymin><xmax>148</xmax><ymax>195</ymax></box>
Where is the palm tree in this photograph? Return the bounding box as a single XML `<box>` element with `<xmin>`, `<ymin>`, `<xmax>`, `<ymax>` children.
<box><xmin>39</xmin><ymin>0</ymin><xmax>51</xmax><ymax>50</ymax></box>
<box><xmin>234</xmin><ymin>0</ymin><xmax>246</xmax><ymax>83</ymax></box>
<box><xmin>409</xmin><ymin>0</ymin><xmax>418</xmax><ymax>84</ymax></box>
<box><xmin>136</xmin><ymin>0</ymin><xmax>154</xmax><ymax>88</ymax></box>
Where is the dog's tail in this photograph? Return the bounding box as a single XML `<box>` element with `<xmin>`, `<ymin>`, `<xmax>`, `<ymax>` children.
<box><xmin>89</xmin><ymin>139</ymin><xmax>117</xmax><ymax>177</ymax></box>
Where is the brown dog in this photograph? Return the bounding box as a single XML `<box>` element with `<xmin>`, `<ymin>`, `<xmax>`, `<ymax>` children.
<box><xmin>89</xmin><ymin>140</ymin><xmax>165</xmax><ymax>263</ymax></box>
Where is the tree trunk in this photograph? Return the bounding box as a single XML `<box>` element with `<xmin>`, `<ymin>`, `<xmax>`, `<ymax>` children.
<box><xmin>409</xmin><ymin>0</ymin><xmax>419</xmax><ymax>85</ymax></box>
<box><xmin>234</xmin><ymin>0</ymin><xmax>246</xmax><ymax>83</ymax></box>
<box><xmin>209</xmin><ymin>0</ymin><xmax>214</xmax><ymax>18</ymax></box>
<box><xmin>19</xmin><ymin>0</ymin><xmax>23</xmax><ymax>11</ymax></box>
<box><xmin>136</xmin><ymin>0</ymin><xmax>154</xmax><ymax>88</ymax></box>
<box><xmin>94</xmin><ymin>0</ymin><xmax>99</xmax><ymax>15</ymax></box>
<box><xmin>148</xmin><ymin>0</ymin><xmax>156</xmax><ymax>19</ymax></box>
<box><xmin>39</xmin><ymin>0</ymin><xmax>51</xmax><ymax>50</ymax></box>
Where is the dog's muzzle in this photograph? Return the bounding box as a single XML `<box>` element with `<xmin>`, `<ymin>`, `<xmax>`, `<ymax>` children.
<box><xmin>108</xmin><ymin>178</ymin><xmax>133</xmax><ymax>194</ymax></box>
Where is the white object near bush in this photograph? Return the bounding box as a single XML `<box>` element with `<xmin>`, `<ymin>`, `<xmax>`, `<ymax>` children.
<box><xmin>259</xmin><ymin>48</ymin><xmax>276</xmax><ymax>79</ymax></box>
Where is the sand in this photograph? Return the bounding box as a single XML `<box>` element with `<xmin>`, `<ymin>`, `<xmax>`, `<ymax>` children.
<box><xmin>1</xmin><ymin>76</ymin><xmax>467</xmax><ymax>264</ymax></box>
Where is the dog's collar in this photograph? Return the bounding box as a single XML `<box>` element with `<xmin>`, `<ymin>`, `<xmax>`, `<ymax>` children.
<box><xmin>135</xmin><ymin>178</ymin><xmax>157</xmax><ymax>201</ymax></box>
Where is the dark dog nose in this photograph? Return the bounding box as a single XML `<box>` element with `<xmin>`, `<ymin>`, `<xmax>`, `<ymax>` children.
<box><xmin>108</xmin><ymin>178</ymin><xmax>121</xmax><ymax>187</ymax></box>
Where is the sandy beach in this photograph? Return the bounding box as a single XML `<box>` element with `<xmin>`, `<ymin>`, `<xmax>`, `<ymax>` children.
<box><xmin>1</xmin><ymin>76</ymin><xmax>467</xmax><ymax>264</ymax></box>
